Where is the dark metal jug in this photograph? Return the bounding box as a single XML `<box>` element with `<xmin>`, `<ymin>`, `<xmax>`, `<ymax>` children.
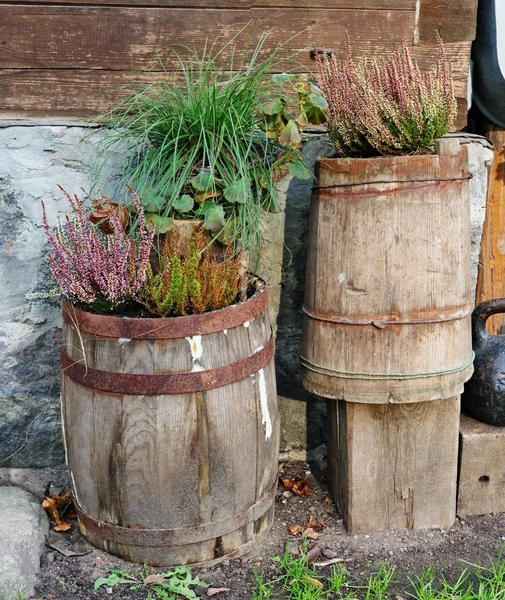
<box><xmin>462</xmin><ymin>298</ymin><xmax>505</xmax><ymax>426</ymax></box>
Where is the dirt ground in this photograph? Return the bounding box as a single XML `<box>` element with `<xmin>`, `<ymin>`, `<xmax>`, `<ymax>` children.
<box><xmin>33</xmin><ymin>460</ymin><xmax>505</xmax><ymax>600</ymax></box>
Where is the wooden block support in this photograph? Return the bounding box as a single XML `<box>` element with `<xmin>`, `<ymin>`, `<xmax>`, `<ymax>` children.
<box><xmin>327</xmin><ymin>397</ymin><xmax>460</xmax><ymax>533</ymax></box>
<box><xmin>457</xmin><ymin>414</ymin><xmax>505</xmax><ymax>516</ymax></box>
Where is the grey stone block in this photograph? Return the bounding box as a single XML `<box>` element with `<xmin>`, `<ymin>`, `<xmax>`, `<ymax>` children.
<box><xmin>0</xmin><ymin>487</ymin><xmax>49</xmax><ymax>598</ymax></box>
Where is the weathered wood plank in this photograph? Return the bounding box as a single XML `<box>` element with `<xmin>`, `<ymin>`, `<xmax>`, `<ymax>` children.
<box><xmin>328</xmin><ymin>397</ymin><xmax>460</xmax><ymax>533</ymax></box>
<box><xmin>418</xmin><ymin>0</ymin><xmax>478</xmax><ymax>43</ymax></box>
<box><xmin>475</xmin><ymin>120</ymin><xmax>505</xmax><ymax>334</ymax></box>
<box><xmin>457</xmin><ymin>414</ymin><xmax>505</xmax><ymax>516</ymax></box>
<box><xmin>0</xmin><ymin>0</ymin><xmax>416</xmax><ymax>7</ymax></box>
<box><xmin>0</xmin><ymin>7</ymin><xmax>415</xmax><ymax>71</ymax></box>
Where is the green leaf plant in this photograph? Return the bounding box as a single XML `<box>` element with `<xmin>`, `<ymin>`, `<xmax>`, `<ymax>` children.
<box><xmin>91</xmin><ymin>25</ymin><xmax>326</xmax><ymax>262</ymax></box>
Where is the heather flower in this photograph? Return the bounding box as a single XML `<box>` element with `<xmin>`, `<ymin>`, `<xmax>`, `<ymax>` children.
<box><xmin>315</xmin><ymin>35</ymin><xmax>457</xmax><ymax>157</ymax></box>
<box><xmin>42</xmin><ymin>187</ymin><xmax>154</xmax><ymax>311</ymax></box>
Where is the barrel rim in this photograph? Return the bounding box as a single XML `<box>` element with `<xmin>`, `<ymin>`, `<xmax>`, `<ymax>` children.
<box><xmin>62</xmin><ymin>276</ymin><xmax>268</xmax><ymax>340</ymax></box>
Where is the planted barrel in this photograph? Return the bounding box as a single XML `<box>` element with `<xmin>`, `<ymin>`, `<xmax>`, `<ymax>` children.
<box><xmin>301</xmin><ymin>138</ymin><xmax>474</xmax><ymax>403</ymax></box>
<box><xmin>61</xmin><ymin>279</ymin><xmax>279</xmax><ymax>567</ymax></box>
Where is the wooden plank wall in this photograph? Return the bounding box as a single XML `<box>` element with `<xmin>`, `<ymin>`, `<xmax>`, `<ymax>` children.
<box><xmin>0</xmin><ymin>0</ymin><xmax>477</xmax><ymax>124</ymax></box>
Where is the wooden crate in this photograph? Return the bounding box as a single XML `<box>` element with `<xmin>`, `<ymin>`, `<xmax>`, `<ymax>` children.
<box><xmin>327</xmin><ymin>397</ymin><xmax>460</xmax><ymax>533</ymax></box>
<box><xmin>457</xmin><ymin>415</ymin><xmax>505</xmax><ymax>516</ymax></box>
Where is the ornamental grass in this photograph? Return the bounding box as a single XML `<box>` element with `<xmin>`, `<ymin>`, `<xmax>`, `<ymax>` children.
<box><xmin>315</xmin><ymin>35</ymin><xmax>457</xmax><ymax>157</ymax></box>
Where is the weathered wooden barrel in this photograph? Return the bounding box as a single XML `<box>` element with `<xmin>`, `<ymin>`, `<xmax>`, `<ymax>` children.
<box><xmin>301</xmin><ymin>138</ymin><xmax>474</xmax><ymax>403</ymax></box>
<box><xmin>60</xmin><ymin>279</ymin><xmax>279</xmax><ymax>567</ymax></box>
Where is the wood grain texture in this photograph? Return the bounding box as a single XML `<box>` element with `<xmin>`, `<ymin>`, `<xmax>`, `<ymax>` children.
<box><xmin>61</xmin><ymin>296</ymin><xmax>279</xmax><ymax>567</ymax></box>
<box><xmin>328</xmin><ymin>396</ymin><xmax>460</xmax><ymax>533</ymax></box>
<box><xmin>0</xmin><ymin>0</ymin><xmax>416</xmax><ymax>7</ymax></box>
<box><xmin>0</xmin><ymin>7</ymin><xmax>415</xmax><ymax>71</ymax></box>
<box><xmin>301</xmin><ymin>139</ymin><xmax>473</xmax><ymax>403</ymax></box>
<box><xmin>458</xmin><ymin>415</ymin><xmax>505</xmax><ymax>516</ymax></box>
<box><xmin>475</xmin><ymin>121</ymin><xmax>505</xmax><ymax>334</ymax></box>
<box><xmin>418</xmin><ymin>0</ymin><xmax>478</xmax><ymax>43</ymax></box>
<box><xmin>0</xmin><ymin>5</ymin><xmax>472</xmax><ymax>125</ymax></box>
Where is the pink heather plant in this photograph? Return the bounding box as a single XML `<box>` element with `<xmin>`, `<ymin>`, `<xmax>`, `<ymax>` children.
<box><xmin>315</xmin><ymin>35</ymin><xmax>457</xmax><ymax>157</ymax></box>
<box><xmin>42</xmin><ymin>186</ymin><xmax>154</xmax><ymax>312</ymax></box>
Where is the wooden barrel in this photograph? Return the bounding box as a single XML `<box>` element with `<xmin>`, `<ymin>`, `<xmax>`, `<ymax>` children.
<box><xmin>60</xmin><ymin>279</ymin><xmax>279</xmax><ymax>567</ymax></box>
<box><xmin>301</xmin><ymin>138</ymin><xmax>474</xmax><ymax>403</ymax></box>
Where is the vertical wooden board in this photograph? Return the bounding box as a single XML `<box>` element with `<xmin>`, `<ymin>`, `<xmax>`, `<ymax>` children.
<box><xmin>458</xmin><ymin>415</ymin><xmax>505</xmax><ymax>516</ymax></box>
<box><xmin>204</xmin><ymin>323</ymin><xmax>257</xmax><ymax>523</ymax></box>
<box><xmin>61</xmin><ymin>375</ymin><xmax>99</xmax><ymax>517</ymax></box>
<box><xmin>328</xmin><ymin>397</ymin><xmax>460</xmax><ymax>533</ymax></box>
<box><xmin>476</xmin><ymin>120</ymin><xmax>505</xmax><ymax>333</ymax></box>
<box><xmin>247</xmin><ymin>315</ymin><xmax>279</xmax><ymax>499</ymax></box>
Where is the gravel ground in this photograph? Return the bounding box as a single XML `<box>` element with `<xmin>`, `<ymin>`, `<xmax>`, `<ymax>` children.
<box><xmin>32</xmin><ymin>460</ymin><xmax>505</xmax><ymax>600</ymax></box>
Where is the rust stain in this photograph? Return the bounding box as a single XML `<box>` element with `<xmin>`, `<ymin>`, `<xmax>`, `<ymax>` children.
<box><xmin>60</xmin><ymin>336</ymin><xmax>274</xmax><ymax>396</ymax></box>
<box><xmin>61</xmin><ymin>278</ymin><xmax>268</xmax><ymax>340</ymax></box>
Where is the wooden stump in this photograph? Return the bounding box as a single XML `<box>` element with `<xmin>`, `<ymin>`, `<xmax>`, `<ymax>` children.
<box><xmin>457</xmin><ymin>415</ymin><xmax>505</xmax><ymax>516</ymax></box>
<box><xmin>327</xmin><ymin>397</ymin><xmax>460</xmax><ymax>533</ymax></box>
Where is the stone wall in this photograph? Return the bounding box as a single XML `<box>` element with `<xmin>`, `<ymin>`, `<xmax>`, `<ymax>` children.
<box><xmin>0</xmin><ymin>124</ymin><xmax>493</xmax><ymax>467</ymax></box>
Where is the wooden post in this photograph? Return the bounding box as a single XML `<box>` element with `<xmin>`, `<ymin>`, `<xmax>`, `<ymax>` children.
<box><xmin>476</xmin><ymin>119</ymin><xmax>505</xmax><ymax>333</ymax></box>
<box><xmin>457</xmin><ymin>415</ymin><xmax>505</xmax><ymax>516</ymax></box>
<box><xmin>328</xmin><ymin>397</ymin><xmax>460</xmax><ymax>533</ymax></box>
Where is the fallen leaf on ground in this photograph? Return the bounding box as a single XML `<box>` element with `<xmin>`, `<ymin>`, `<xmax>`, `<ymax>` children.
<box><xmin>52</xmin><ymin>522</ymin><xmax>72</xmax><ymax>532</ymax></box>
<box><xmin>307</xmin><ymin>545</ymin><xmax>321</xmax><ymax>563</ymax></box>
<box><xmin>144</xmin><ymin>575</ymin><xmax>165</xmax><ymax>584</ymax></box>
<box><xmin>303</xmin><ymin>528</ymin><xmax>320</xmax><ymax>540</ymax></box>
<box><xmin>292</xmin><ymin>479</ymin><xmax>312</xmax><ymax>497</ymax></box>
<box><xmin>305</xmin><ymin>516</ymin><xmax>324</xmax><ymax>531</ymax></box>
<box><xmin>324</xmin><ymin>497</ymin><xmax>333</xmax><ymax>504</ymax></box>
<box><xmin>305</xmin><ymin>577</ymin><xmax>323</xmax><ymax>588</ymax></box>
<box><xmin>314</xmin><ymin>558</ymin><xmax>353</xmax><ymax>567</ymax></box>
<box><xmin>207</xmin><ymin>588</ymin><xmax>231</xmax><ymax>596</ymax></box>
<box><xmin>46</xmin><ymin>536</ymin><xmax>90</xmax><ymax>557</ymax></box>
<box><xmin>42</xmin><ymin>494</ymin><xmax>73</xmax><ymax>532</ymax></box>
<box><xmin>288</xmin><ymin>524</ymin><xmax>302</xmax><ymax>536</ymax></box>
<box><xmin>280</xmin><ymin>476</ymin><xmax>312</xmax><ymax>497</ymax></box>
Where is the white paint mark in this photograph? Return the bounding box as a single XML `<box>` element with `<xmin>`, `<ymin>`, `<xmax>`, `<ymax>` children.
<box><xmin>70</xmin><ymin>471</ymin><xmax>81</xmax><ymax>508</ymax></box>
<box><xmin>243</xmin><ymin>321</ymin><xmax>250</xmax><ymax>328</ymax></box>
<box><xmin>118</xmin><ymin>338</ymin><xmax>131</xmax><ymax>344</ymax></box>
<box><xmin>338</xmin><ymin>273</ymin><xmax>346</xmax><ymax>284</ymax></box>
<box><xmin>223</xmin><ymin>329</ymin><xmax>228</xmax><ymax>336</ymax></box>
<box><xmin>60</xmin><ymin>393</ymin><xmax>68</xmax><ymax>467</ymax></box>
<box><xmin>258</xmin><ymin>368</ymin><xmax>272</xmax><ymax>441</ymax></box>
<box><xmin>413</xmin><ymin>0</ymin><xmax>420</xmax><ymax>45</ymax></box>
<box><xmin>186</xmin><ymin>335</ymin><xmax>204</xmax><ymax>372</ymax></box>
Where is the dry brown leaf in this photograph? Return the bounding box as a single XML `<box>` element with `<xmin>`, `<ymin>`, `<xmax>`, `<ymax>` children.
<box><xmin>305</xmin><ymin>577</ymin><xmax>323</xmax><ymax>588</ymax></box>
<box><xmin>288</xmin><ymin>524</ymin><xmax>302</xmax><ymax>536</ymax></box>
<box><xmin>304</xmin><ymin>516</ymin><xmax>324</xmax><ymax>531</ymax></box>
<box><xmin>207</xmin><ymin>588</ymin><xmax>231</xmax><ymax>597</ymax></box>
<box><xmin>42</xmin><ymin>497</ymin><xmax>59</xmax><ymax>523</ymax></box>
<box><xmin>314</xmin><ymin>558</ymin><xmax>353</xmax><ymax>567</ymax></box>
<box><xmin>303</xmin><ymin>528</ymin><xmax>320</xmax><ymax>540</ymax></box>
<box><xmin>307</xmin><ymin>545</ymin><xmax>321</xmax><ymax>564</ymax></box>
<box><xmin>324</xmin><ymin>497</ymin><xmax>332</xmax><ymax>504</ymax></box>
<box><xmin>281</xmin><ymin>477</ymin><xmax>294</xmax><ymax>491</ymax></box>
<box><xmin>52</xmin><ymin>522</ymin><xmax>72</xmax><ymax>532</ymax></box>
<box><xmin>292</xmin><ymin>479</ymin><xmax>312</xmax><ymax>497</ymax></box>
<box><xmin>42</xmin><ymin>493</ymin><xmax>74</xmax><ymax>532</ymax></box>
<box><xmin>144</xmin><ymin>575</ymin><xmax>165</xmax><ymax>585</ymax></box>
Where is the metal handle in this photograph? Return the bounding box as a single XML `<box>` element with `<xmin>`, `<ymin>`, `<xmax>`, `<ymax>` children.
<box><xmin>473</xmin><ymin>298</ymin><xmax>505</xmax><ymax>348</ymax></box>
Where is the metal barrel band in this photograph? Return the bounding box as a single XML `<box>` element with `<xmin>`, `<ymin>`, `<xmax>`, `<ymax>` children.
<box><xmin>312</xmin><ymin>174</ymin><xmax>472</xmax><ymax>191</ymax></box>
<box><xmin>300</xmin><ymin>352</ymin><xmax>475</xmax><ymax>381</ymax></box>
<box><xmin>62</xmin><ymin>280</ymin><xmax>268</xmax><ymax>340</ymax></box>
<box><xmin>61</xmin><ymin>335</ymin><xmax>274</xmax><ymax>395</ymax></box>
<box><xmin>75</xmin><ymin>486</ymin><xmax>276</xmax><ymax>547</ymax></box>
<box><xmin>302</xmin><ymin>306</ymin><xmax>473</xmax><ymax>327</ymax></box>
